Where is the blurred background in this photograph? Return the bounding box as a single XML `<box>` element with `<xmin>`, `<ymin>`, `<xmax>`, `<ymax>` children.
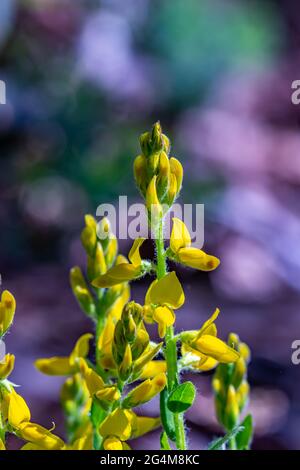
<box><xmin>1</xmin><ymin>0</ymin><xmax>300</xmax><ymax>450</ymax></box>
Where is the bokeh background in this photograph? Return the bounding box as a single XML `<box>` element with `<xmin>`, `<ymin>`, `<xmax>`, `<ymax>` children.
<box><xmin>1</xmin><ymin>0</ymin><xmax>300</xmax><ymax>450</ymax></box>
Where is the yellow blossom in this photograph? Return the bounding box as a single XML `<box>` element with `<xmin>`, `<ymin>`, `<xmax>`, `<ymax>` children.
<box><xmin>35</xmin><ymin>333</ymin><xmax>92</xmax><ymax>376</ymax></box>
<box><xmin>0</xmin><ymin>290</ymin><xmax>16</xmax><ymax>335</ymax></box>
<box><xmin>0</xmin><ymin>354</ymin><xmax>15</xmax><ymax>380</ymax></box>
<box><xmin>181</xmin><ymin>309</ymin><xmax>239</xmax><ymax>369</ymax></box>
<box><xmin>170</xmin><ymin>218</ymin><xmax>220</xmax><ymax>271</ymax></box>
<box><xmin>92</xmin><ymin>238</ymin><xmax>146</xmax><ymax>288</ymax></box>
<box><xmin>122</xmin><ymin>373</ymin><xmax>167</xmax><ymax>408</ymax></box>
<box><xmin>143</xmin><ymin>271</ymin><xmax>184</xmax><ymax>337</ymax></box>
<box><xmin>18</xmin><ymin>422</ymin><xmax>65</xmax><ymax>450</ymax></box>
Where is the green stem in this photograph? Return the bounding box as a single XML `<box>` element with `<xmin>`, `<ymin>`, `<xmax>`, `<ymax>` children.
<box><xmin>155</xmin><ymin>218</ymin><xmax>186</xmax><ymax>450</ymax></box>
<box><xmin>229</xmin><ymin>436</ymin><xmax>237</xmax><ymax>450</ymax></box>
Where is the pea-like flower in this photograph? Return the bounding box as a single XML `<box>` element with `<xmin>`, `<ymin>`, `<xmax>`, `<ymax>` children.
<box><xmin>92</xmin><ymin>238</ymin><xmax>147</xmax><ymax>288</ymax></box>
<box><xmin>100</xmin><ymin>408</ymin><xmax>160</xmax><ymax>450</ymax></box>
<box><xmin>143</xmin><ymin>271</ymin><xmax>184</xmax><ymax>338</ymax></box>
<box><xmin>181</xmin><ymin>309</ymin><xmax>239</xmax><ymax>371</ymax></box>
<box><xmin>169</xmin><ymin>218</ymin><xmax>220</xmax><ymax>271</ymax></box>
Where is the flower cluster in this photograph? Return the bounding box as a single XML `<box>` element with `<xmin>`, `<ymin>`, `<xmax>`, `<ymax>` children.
<box><xmin>213</xmin><ymin>334</ymin><xmax>253</xmax><ymax>450</ymax></box>
<box><xmin>0</xmin><ymin>123</ymin><xmax>253</xmax><ymax>450</ymax></box>
<box><xmin>0</xmin><ymin>290</ymin><xmax>65</xmax><ymax>450</ymax></box>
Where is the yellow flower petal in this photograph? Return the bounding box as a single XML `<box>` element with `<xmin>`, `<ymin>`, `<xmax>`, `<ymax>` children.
<box><xmin>92</xmin><ymin>264</ymin><xmax>141</xmax><ymax>288</ymax></box>
<box><xmin>18</xmin><ymin>422</ymin><xmax>65</xmax><ymax>450</ymax></box>
<box><xmin>35</xmin><ymin>357</ymin><xmax>73</xmax><ymax>376</ymax></box>
<box><xmin>123</xmin><ymin>373</ymin><xmax>166</xmax><ymax>408</ymax></box>
<box><xmin>153</xmin><ymin>306</ymin><xmax>175</xmax><ymax>338</ymax></box>
<box><xmin>99</xmin><ymin>408</ymin><xmax>134</xmax><ymax>441</ymax></box>
<box><xmin>170</xmin><ymin>157</ymin><xmax>183</xmax><ymax>194</ymax></box>
<box><xmin>0</xmin><ymin>438</ymin><xmax>5</xmax><ymax>450</ymax></box>
<box><xmin>131</xmin><ymin>416</ymin><xmax>161</xmax><ymax>439</ymax></box>
<box><xmin>194</xmin><ymin>335</ymin><xmax>239</xmax><ymax>363</ymax></box>
<box><xmin>0</xmin><ymin>354</ymin><xmax>15</xmax><ymax>380</ymax></box>
<box><xmin>0</xmin><ymin>290</ymin><xmax>16</xmax><ymax>334</ymax></box>
<box><xmin>79</xmin><ymin>359</ymin><xmax>105</xmax><ymax>395</ymax></box>
<box><xmin>70</xmin><ymin>333</ymin><xmax>93</xmax><ymax>366</ymax></box>
<box><xmin>147</xmin><ymin>272</ymin><xmax>184</xmax><ymax>309</ymax></box>
<box><xmin>177</xmin><ymin>247</ymin><xmax>220</xmax><ymax>271</ymax></box>
<box><xmin>139</xmin><ymin>360</ymin><xmax>166</xmax><ymax>379</ymax></box>
<box><xmin>128</xmin><ymin>238</ymin><xmax>145</xmax><ymax>267</ymax></box>
<box><xmin>71</xmin><ymin>433</ymin><xmax>93</xmax><ymax>450</ymax></box>
<box><xmin>103</xmin><ymin>436</ymin><xmax>123</xmax><ymax>450</ymax></box>
<box><xmin>7</xmin><ymin>389</ymin><xmax>31</xmax><ymax>428</ymax></box>
<box><xmin>197</xmin><ymin>308</ymin><xmax>220</xmax><ymax>338</ymax></box>
<box><xmin>95</xmin><ymin>386</ymin><xmax>120</xmax><ymax>403</ymax></box>
<box><xmin>170</xmin><ymin>218</ymin><xmax>191</xmax><ymax>253</ymax></box>
<box><xmin>97</xmin><ymin>316</ymin><xmax>116</xmax><ymax>370</ymax></box>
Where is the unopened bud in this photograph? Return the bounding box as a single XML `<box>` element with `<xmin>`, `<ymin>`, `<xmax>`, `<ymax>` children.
<box><xmin>225</xmin><ymin>385</ymin><xmax>239</xmax><ymax>430</ymax></box>
<box><xmin>70</xmin><ymin>267</ymin><xmax>95</xmax><ymax>317</ymax></box>
<box><xmin>170</xmin><ymin>157</ymin><xmax>183</xmax><ymax>194</ymax></box>
<box><xmin>118</xmin><ymin>343</ymin><xmax>132</xmax><ymax>381</ymax></box>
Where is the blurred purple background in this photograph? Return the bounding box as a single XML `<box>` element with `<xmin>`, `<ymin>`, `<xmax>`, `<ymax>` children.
<box><xmin>1</xmin><ymin>0</ymin><xmax>300</xmax><ymax>450</ymax></box>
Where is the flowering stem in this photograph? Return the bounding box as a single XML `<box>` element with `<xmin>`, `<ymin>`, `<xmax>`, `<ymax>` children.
<box><xmin>155</xmin><ymin>218</ymin><xmax>187</xmax><ymax>450</ymax></box>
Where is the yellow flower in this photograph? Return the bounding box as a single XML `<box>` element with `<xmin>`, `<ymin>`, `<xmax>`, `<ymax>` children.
<box><xmin>103</xmin><ymin>436</ymin><xmax>124</xmax><ymax>450</ymax></box>
<box><xmin>99</xmin><ymin>408</ymin><xmax>160</xmax><ymax>446</ymax></box>
<box><xmin>0</xmin><ymin>290</ymin><xmax>16</xmax><ymax>335</ymax></box>
<box><xmin>143</xmin><ymin>271</ymin><xmax>184</xmax><ymax>338</ymax></box>
<box><xmin>35</xmin><ymin>333</ymin><xmax>92</xmax><ymax>376</ymax></box>
<box><xmin>122</xmin><ymin>373</ymin><xmax>167</xmax><ymax>408</ymax></box>
<box><xmin>138</xmin><ymin>360</ymin><xmax>166</xmax><ymax>379</ymax></box>
<box><xmin>0</xmin><ymin>438</ymin><xmax>5</xmax><ymax>450</ymax></box>
<box><xmin>18</xmin><ymin>422</ymin><xmax>65</xmax><ymax>450</ymax></box>
<box><xmin>97</xmin><ymin>316</ymin><xmax>116</xmax><ymax>370</ymax></box>
<box><xmin>181</xmin><ymin>309</ymin><xmax>239</xmax><ymax>370</ymax></box>
<box><xmin>7</xmin><ymin>389</ymin><xmax>31</xmax><ymax>428</ymax></box>
<box><xmin>131</xmin><ymin>416</ymin><xmax>161</xmax><ymax>439</ymax></box>
<box><xmin>92</xmin><ymin>239</ymin><xmax>146</xmax><ymax>288</ymax></box>
<box><xmin>99</xmin><ymin>408</ymin><xmax>134</xmax><ymax>441</ymax></box>
<box><xmin>79</xmin><ymin>359</ymin><xmax>105</xmax><ymax>395</ymax></box>
<box><xmin>0</xmin><ymin>354</ymin><xmax>15</xmax><ymax>380</ymax></box>
<box><xmin>170</xmin><ymin>218</ymin><xmax>220</xmax><ymax>271</ymax></box>
<box><xmin>146</xmin><ymin>176</ymin><xmax>162</xmax><ymax>219</ymax></box>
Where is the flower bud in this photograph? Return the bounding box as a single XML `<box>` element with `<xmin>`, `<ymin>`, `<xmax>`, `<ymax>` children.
<box><xmin>146</xmin><ymin>176</ymin><xmax>162</xmax><ymax>222</ymax></box>
<box><xmin>81</xmin><ymin>226</ymin><xmax>97</xmax><ymax>257</ymax></box>
<box><xmin>131</xmin><ymin>328</ymin><xmax>149</xmax><ymax>360</ymax></box>
<box><xmin>232</xmin><ymin>357</ymin><xmax>246</xmax><ymax>389</ymax></box>
<box><xmin>0</xmin><ymin>290</ymin><xmax>16</xmax><ymax>336</ymax></box>
<box><xmin>133</xmin><ymin>154</ymin><xmax>148</xmax><ymax>194</ymax></box>
<box><xmin>225</xmin><ymin>385</ymin><xmax>239</xmax><ymax>430</ymax></box>
<box><xmin>0</xmin><ymin>354</ymin><xmax>15</xmax><ymax>380</ymax></box>
<box><xmin>157</xmin><ymin>151</ymin><xmax>170</xmax><ymax>200</ymax></box>
<box><xmin>170</xmin><ymin>157</ymin><xmax>183</xmax><ymax>194</ymax></box>
<box><xmin>112</xmin><ymin>321</ymin><xmax>127</xmax><ymax>365</ymax></box>
<box><xmin>70</xmin><ymin>267</ymin><xmax>95</xmax><ymax>317</ymax></box>
<box><xmin>118</xmin><ymin>343</ymin><xmax>132</xmax><ymax>381</ymax></box>
<box><xmin>87</xmin><ymin>243</ymin><xmax>107</xmax><ymax>281</ymax></box>
<box><xmin>166</xmin><ymin>172</ymin><xmax>177</xmax><ymax>207</ymax></box>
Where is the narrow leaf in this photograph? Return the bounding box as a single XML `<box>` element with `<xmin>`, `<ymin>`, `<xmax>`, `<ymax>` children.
<box><xmin>236</xmin><ymin>414</ymin><xmax>253</xmax><ymax>450</ymax></box>
<box><xmin>208</xmin><ymin>425</ymin><xmax>244</xmax><ymax>450</ymax></box>
<box><xmin>160</xmin><ymin>431</ymin><xmax>171</xmax><ymax>450</ymax></box>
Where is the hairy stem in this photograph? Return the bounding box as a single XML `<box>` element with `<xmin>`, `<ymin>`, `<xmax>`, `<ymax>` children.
<box><xmin>155</xmin><ymin>218</ymin><xmax>186</xmax><ymax>450</ymax></box>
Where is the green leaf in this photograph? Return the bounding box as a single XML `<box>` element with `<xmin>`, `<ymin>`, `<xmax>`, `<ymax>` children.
<box><xmin>208</xmin><ymin>425</ymin><xmax>244</xmax><ymax>450</ymax></box>
<box><xmin>160</xmin><ymin>387</ymin><xmax>176</xmax><ymax>442</ymax></box>
<box><xmin>236</xmin><ymin>414</ymin><xmax>253</xmax><ymax>450</ymax></box>
<box><xmin>167</xmin><ymin>381</ymin><xmax>196</xmax><ymax>413</ymax></box>
<box><xmin>160</xmin><ymin>431</ymin><xmax>171</xmax><ymax>450</ymax></box>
